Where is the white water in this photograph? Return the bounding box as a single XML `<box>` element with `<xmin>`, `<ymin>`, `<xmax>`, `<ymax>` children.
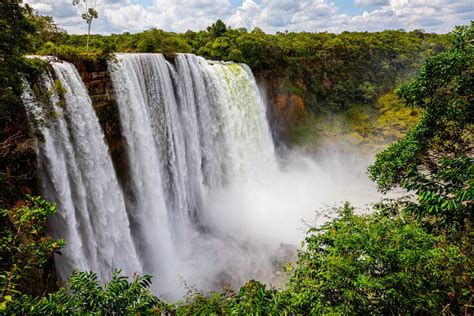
<box><xmin>108</xmin><ymin>53</ymin><xmax>282</xmax><ymax>297</ymax></box>
<box><xmin>24</xmin><ymin>54</ymin><xmax>380</xmax><ymax>299</ymax></box>
<box><xmin>21</xmin><ymin>62</ymin><xmax>141</xmax><ymax>281</ymax></box>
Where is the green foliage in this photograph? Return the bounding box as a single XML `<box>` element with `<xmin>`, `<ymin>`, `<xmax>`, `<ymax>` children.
<box><xmin>224</xmin><ymin>280</ymin><xmax>294</xmax><ymax>315</ymax></box>
<box><xmin>360</xmin><ymin>81</ymin><xmax>377</xmax><ymax>102</ymax></box>
<box><xmin>37</xmin><ymin>42</ymin><xmax>111</xmax><ymax>64</ymax></box>
<box><xmin>133</xmin><ymin>29</ymin><xmax>193</xmax><ymax>56</ymax></box>
<box><xmin>22</xmin><ymin>5</ymin><xmax>66</xmax><ymax>52</ymax></box>
<box><xmin>227</xmin><ymin>48</ymin><xmax>244</xmax><ymax>63</ymax></box>
<box><xmin>207</xmin><ymin>19</ymin><xmax>228</xmax><ymax>38</ymax></box>
<box><xmin>0</xmin><ymin>1</ymin><xmax>59</xmax><ymax>205</ymax></box>
<box><xmin>5</xmin><ymin>270</ymin><xmax>166</xmax><ymax>314</ymax></box>
<box><xmin>369</xmin><ymin>22</ymin><xmax>473</xmax><ymax>224</ymax></box>
<box><xmin>176</xmin><ymin>291</ymin><xmax>226</xmax><ymax>315</ymax></box>
<box><xmin>175</xmin><ymin>280</ymin><xmax>295</xmax><ymax>315</ymax></box>
<box><xmin>288</xmin><ymin>203</ymin><xmax>472</xmax><ymax>315</ymax></box>
<box><xmin>31</xmin><ymin>17</ymin><xmax>449</xmax><ymax>113</ymax></box>
<box><xmin>0</xmin><ymin>196</ymin><xmax>64</xmax><ymax>306</ymax></box>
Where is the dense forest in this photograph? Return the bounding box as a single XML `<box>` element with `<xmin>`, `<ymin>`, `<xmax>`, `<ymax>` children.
<box><xmin>38</xmin><ymin>16</ymin><xmax>450</xmax><ymax>113</ymax></box>
<box><xmin>1</xmin><ymin>2</ymin><xmax>473</xmax><ymax>314</ymax></box>
<box><xmin>16</xmin><ymin>6</ymin><xmax>452</xmax><ymax>144</ymax></box>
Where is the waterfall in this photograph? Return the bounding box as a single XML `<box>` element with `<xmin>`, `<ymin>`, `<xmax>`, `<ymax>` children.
<box><xmin>108</xmin><ymin>53</ymin><xmax>277</xmax><ymax>295</ymax></box>
<box><xmin>108</xmin><ymin>53</ymin><xmax>276</xmax><ymax>231</ymax></box>
<box><xmin>174</xmin><ymin>54</ymin><xmax>225</xmax><ymax>189</ymax></box>
<box><xmin>107</xmin><ymin>54</ymin><xmax>181</xmax><ymax>291</ymax></box>
<box><xmin>174</xmin><ymin>54</ymin><xmax>277</xmax><ymax>187</ymax></box>
<box><xmin>23</xmin><ymin>54</ymin><xmax>278</xmax><ymax>298</ymax></box>
<box><xmin>21</xmin><ymin>61</ymin><xmax>141</xmax><ymax>281</ymax></box>
<box><xmin>204</xmin><ymin>60</ymin><xmax>277</xmax><ymax>181</ymax></box>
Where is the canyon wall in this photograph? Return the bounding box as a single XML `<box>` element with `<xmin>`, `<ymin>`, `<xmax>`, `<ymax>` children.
<box><xmin>73</xmin><ymin>60</ymin><xmax>129</xmax><ymax>183</ymax></box>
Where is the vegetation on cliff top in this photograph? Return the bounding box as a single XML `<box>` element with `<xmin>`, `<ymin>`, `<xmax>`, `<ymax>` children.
<box><xmin>26</xmin><ymin>11</ymin><xmax>451</xmax><ymax>146</ymax></box>
<box><xmin>32</xmin><ymin>14</ymin><xmax>450</xmax><ymax>113</ymax></box>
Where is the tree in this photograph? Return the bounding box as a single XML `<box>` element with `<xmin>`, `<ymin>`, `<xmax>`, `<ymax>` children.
<box><xmin>369</xmin><ymin>22</ymin><xmax>473</xmax><ymax>225</ymax></box>
<box><xmin>72</xmin><ymin>0</ymin><xmax>99</xmax><ymax>50</ymax></box>
<box><xmin>0</xmin><ymin>1</ymin><xmax>43</xmax><ymax>206</ymax></box>
<box><xmin>5</xmin><ymin>270</ymin><xmax>166</xmax><ymax>314</ymax></box>
<box><xmin>227</xmin><ymin>48</ymin><xmax>244</xmax><ymax>62</ymax></box>
<box><xmin>288</xmin><ymin>204</ymin><xmax>471</xmax><ymax>314</ymax></box>
<box><xmin>207</xmin><ymin>19</ymin><xmax>227</xmax><ymax>38</ymax></box>
<box><xmin>0</xmin><ymin>196</ymin><xmax>64</xmax><ymax>309</ymax></box>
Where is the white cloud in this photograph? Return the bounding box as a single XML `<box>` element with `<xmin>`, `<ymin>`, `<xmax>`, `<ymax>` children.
<box><xmin>354</xmin><ymin>0</ymin><xmax>388</xmax><ymax>6</ymax></box>
<box><xmin>24</xmin><ymin>0</ymin><xmax>473</xmax><ymax>34</ymax></box>
<box><xmin>148</xmin><ymin>0</ymin><xmax>234</xmax><ymax>32</ymax></box>
<box><xmin>226</xmin><ymin>0</ymin><xmax>260</xmax><ymax>30</ymax></box>
<box><xmin>28</xmin><ymin>2</ymin><xmax>53</xmax><ymax>12</ymax></box>
<box><xmin>226</xmin><ymin>0</ymin><xmax>338</xmax><ymax>32</ymax></box>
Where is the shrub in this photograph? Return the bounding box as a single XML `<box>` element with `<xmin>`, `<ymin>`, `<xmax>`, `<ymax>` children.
<box><xmin>288</xmin><ymin>203</ymin><xmax>472</xmax><ymax>314</ymax></box>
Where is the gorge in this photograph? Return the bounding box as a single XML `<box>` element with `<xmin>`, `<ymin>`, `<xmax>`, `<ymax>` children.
<box><xmin>2</xmin><ymin>3</ymin><xmax>471</xmax><ymax>312</ymax></box>
<box><xmin>21</xmin><ymin>54</ymin><xmax>379</xmax><ymax>299</ymax></box>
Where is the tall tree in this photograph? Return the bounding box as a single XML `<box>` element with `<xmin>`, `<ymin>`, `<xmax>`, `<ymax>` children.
<box><xmin>0</xmin><ymin>1</ymin><xmax>39</xmax><ymax>206</ymax></box>
<box><xmin>207</xmin><ymin>19</ymin><xmax>227</xmax><ymax>38</ymax></box>
<box><xmin>72</xmin><ymin>0</ymin><xmax>99</xmax><ymax>50</ymax></box>
<box><xmin>369</xmin><ymin>22</ymin><xmax>473</xmax><ymax>225</ymax></box>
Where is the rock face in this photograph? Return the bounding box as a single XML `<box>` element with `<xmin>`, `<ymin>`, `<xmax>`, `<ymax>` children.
<box><xmin>257</xmin><ymin>76</ymin><xmax>306</xmax><ymax>143</ymax></box>
<box><xmin>73</xmin><ymin>60</ymin><xmax>129</xmax><ymax>184</ymax></box>
<box><xmin>273</xmin><ymin>94</ymin><xmax>304</xmax><ymax>131</ymax></box>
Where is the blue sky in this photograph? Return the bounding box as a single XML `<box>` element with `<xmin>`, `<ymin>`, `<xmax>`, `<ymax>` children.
<box><xmin>25</xmin><ymin>0</ymin><xmax>473</xmax><ymax>35</ymax></box>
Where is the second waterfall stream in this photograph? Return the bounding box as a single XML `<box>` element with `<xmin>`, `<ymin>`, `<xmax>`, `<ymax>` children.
<box><xmin>23</xmin><ymin>53</ymin><xmax>379</xmax><ymax>299</ymax></box>
<box><xmin>108</xmin><ymin>53</ymin><xmax>277</xmax><ymax>296</ymax></box>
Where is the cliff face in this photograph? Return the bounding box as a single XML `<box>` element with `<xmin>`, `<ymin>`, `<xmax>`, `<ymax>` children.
<box><xmin>73</xmin><ymin>60</ymin><xmax>129</xmax><ymax>184</ymax></box>
<box><xmin>256</xmin><ymin>75</ymin><xmax>305</xmax><ymax>143</ymax></box>
<box><xmin>0</xmin><ymin>105</ymin><xmax>38</xmax><ymax>206</ymax></box>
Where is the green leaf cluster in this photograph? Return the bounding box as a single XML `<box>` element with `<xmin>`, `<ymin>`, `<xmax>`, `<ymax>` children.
<box><xmin>369</xmin><ymin>22</ymin><xmax>473</xmax><ymax>225</ymax></box>
<box><xmin>5</xmin><ymin>270</ymin><xmax>166</xmax><ymax>314</ymax></box>
<box><xmin>0</xmin><ymin>196</ymin><xmax>64</xmax><ymax>308</ymax></box>
<box><xmin>288</xmin><ymin>203</ymin><xmax>472</xmax><ymax>314</ymax></box>
<box><xmin>175</xmin><ymin>280</ymin><xmax>295</xmax><ymax>315</ymax></box>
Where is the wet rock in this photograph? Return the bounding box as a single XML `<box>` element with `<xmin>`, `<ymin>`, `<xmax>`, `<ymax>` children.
<box><xmin>348</xmin><ymin>132</ymin><xmax>365</xmax><ymax>145</ymax></box>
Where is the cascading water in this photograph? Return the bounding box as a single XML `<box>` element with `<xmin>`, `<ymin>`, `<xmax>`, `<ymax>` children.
<box><xmin>107</xmin><ymin>53</ymin><xmax>278</xmax><ymax>296</ymax></box>
<box><xmin>21</xmin><ymin>61</ymin><xmax>141</xmax><ymax>281</ymax></box>
<box><xmin>23</xmin><ymin>54</ymin><xmax>380</xmax><ymax>299</ymax></box>
<box><xmin>207</xmin><ymin>61</ymin><xmax>277</xmax><ymax>181</ymax></box>
<box><xmin>174</xmin><ymin>54</ymin><xmax>277</xmax><ymax>186</ymax></box>
<box><xmin>107</xmin><ymin>54</ymin><xmax>183</xmax><ymax>295</ymax></box>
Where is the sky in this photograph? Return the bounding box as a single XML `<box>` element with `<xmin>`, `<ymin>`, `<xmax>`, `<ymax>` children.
<box><xmin>24</xmin><ymin>0</ymin><xmax>473</xmax><ymax>35</ymax></box>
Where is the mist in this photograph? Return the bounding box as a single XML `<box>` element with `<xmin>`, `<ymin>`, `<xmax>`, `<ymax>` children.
<box><xmin>166</xmin><ymin>141</ymin><xmax>382</xmax><ymax>298</ymax></box>
<box><xmin>26</xmin><ymin>54</ymin><xmax>386</xmax><ymax>301</ymax></box>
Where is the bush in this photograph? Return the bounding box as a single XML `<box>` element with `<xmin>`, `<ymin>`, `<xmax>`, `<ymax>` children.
<box><xmin>0</xmin><ymin>196</ymin><xmax>64</xmax><ymax>307</ymax></box>
<box><xmin>288</xmin><ymin>203</ymin><xmax>472</xmax><ymax>314</ymax></box>
<box><xmin>5</xmin><ymin>270</ymin><xmax>167</xmax><ymax>314</ymax></box>
<box><xmin>369</xmin><ymin>23</ymin><xmax>473</xmax><ymax>225</ymax></box>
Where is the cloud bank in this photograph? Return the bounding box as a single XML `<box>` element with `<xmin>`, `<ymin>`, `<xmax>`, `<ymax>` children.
<box><xmin>25</xmin><ymin>0</ymin><xmax>472</xmax><ymax>35</ymax></box>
